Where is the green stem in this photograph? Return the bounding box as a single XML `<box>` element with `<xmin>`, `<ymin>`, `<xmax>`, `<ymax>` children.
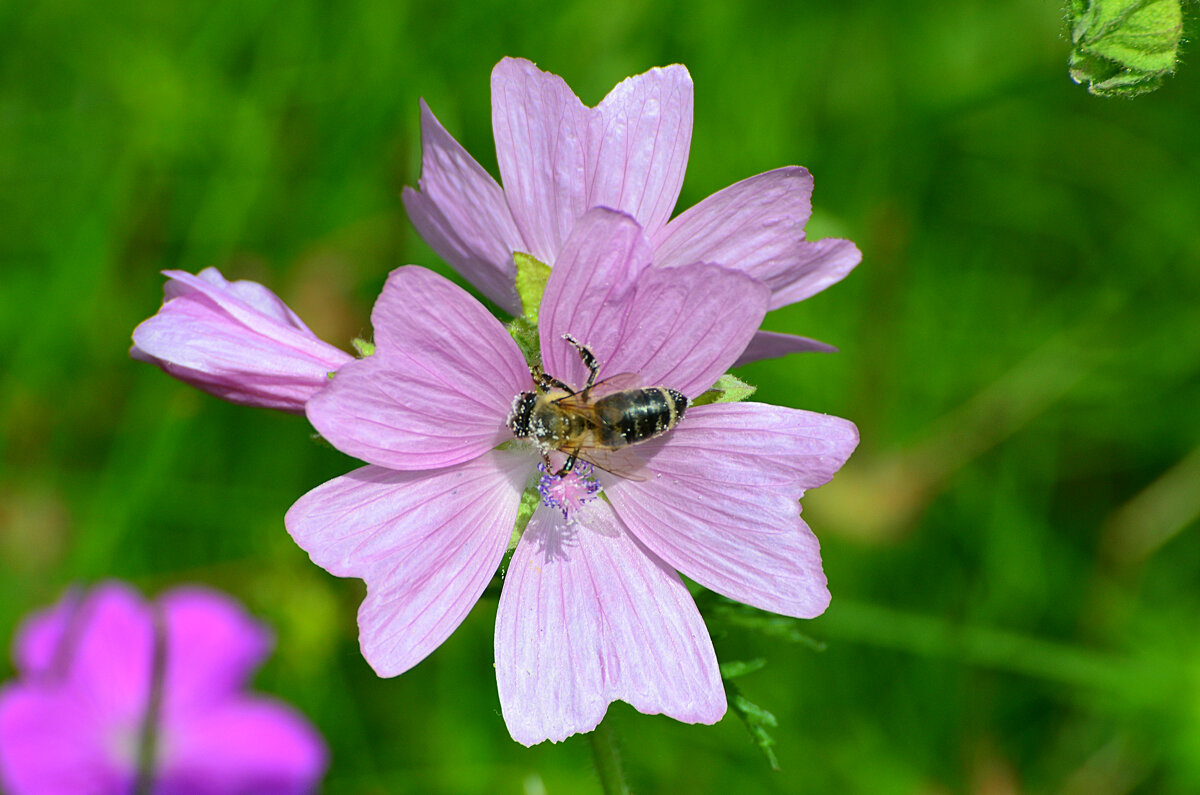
<box><xmin>588</xmin><ymin>714</ymin><xmax>631</xmax><ymax>795</ymax></box>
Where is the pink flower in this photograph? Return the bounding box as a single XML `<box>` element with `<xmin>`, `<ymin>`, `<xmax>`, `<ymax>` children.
<box><xmin>286</xmin><ymin>208</ymin><xmax>858</xmax><ymax>745</ymax></box>
<box><xmin>402</xmin><ymin>56</ymin><xmax>860</xmax><ymax>363</ymax></box>
<box><xmin>131</xmin><ymin>268</ymin><xmax>353</xmax><ymax>414</ymax></box>
<box><xmin>0</xmin><ymin>582</ymin><xmax>327</xmax><ymax>794</ymax></box>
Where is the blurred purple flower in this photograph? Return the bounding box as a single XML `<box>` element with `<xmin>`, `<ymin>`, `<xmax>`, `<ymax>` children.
<box><xmin>0</xmin><ymin>582</ymin><xmax>327</xmax><ymax>795</ymax></box>
<box><xmin>132</xmin><ymin>268</ymin><xmax>353</xmax><ymax>414</ymax></box>
<box><xmin>403</xmin><ymin>56</ymin><xmax>860</xmax><ymax>363</ymax></box>
<box><xmin>286</xmin><ymin>208</ymin><xmax>858</xmax><ymax>745</ymax></box>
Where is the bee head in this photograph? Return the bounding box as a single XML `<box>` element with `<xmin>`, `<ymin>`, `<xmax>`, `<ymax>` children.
<box><xmin>506</xmin><ymin>391</ymin><xmax>537</xmax><ymax>437</ymax></box>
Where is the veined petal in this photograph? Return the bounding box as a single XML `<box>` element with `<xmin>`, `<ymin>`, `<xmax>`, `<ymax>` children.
<box><xmin>132</xmin><ymin>269</ymin><xmax>352</xmax><ymax>414</ymax></box>
<box><xmin>158</xmin><ymin>698</ymin><xmax>327</xmax><ymax>794</ymax></box>
<box><xmin>540</xmin><ymin>209</ymin><xmax>769</xmax><ymax>397</ymax></box>
<box><xmin>157</xmin><ymin>588</ymin><xmax>272</xmax><ymax>718</ymax></box>
<box><xmin>148</xmin><ymin>271</ymin><xmax>348</xmax><ymax>366</ymax></box>
<box><xmin>733</xmin><ymin>329</ymin><xmax>838</xmax><ymax>368</ymax></box>
<box><xmin>495</xmin><ymin>500</ymin><xmax>724</xmax><ymax>746</ymax></box>
<box><xmin>0</xmin><ymin>685</ymin><xmax>132</xmax><ymax>795</ymax></box>
<box><xmin>605</xmin><ymin>403</ymin><xmax>859</xmax><ymax>618</ymax></box>
<box><xmin>761</xmin><ymin>237</ymin><xmax>862</xmax><ymax>310</ymax></box>
<box><xmin>537</xmin><ymin>208</ymin><xmax>650</xmax><ymax>389</ymax></box>
<box><xmin>652</xmin><ymin>168</ymin><xmax>860</xmax><ymax>309</ymax></box>
<box><xmin>653</xmin><ymin>167</ymin><xmax>812</xmax><ymax>272</ymax></box>
<box><xmin>595</xmin><ymin>263</ymin><xmax>769</xmax><ymax>399</ymax></box>
<box><xmin>181</xmin><ymin>267</ymin><xmax>314</xmax><ymax>332</ymax></box>
<box><xmin>307</xmin><ymin>266</ymin><xmax>530</xmax><ymax>470</ymax></box>
<box><xmin>491</xmin><ymin>57</ymin><xmax>590</xmax><ymax>265</ymax></box>
<box><xmin>587</xmin><ymin>64</ymin><xmax>693</xmax><ymax>240</ymax></box>
<box><xmin>402</xmin><ymin>101</ymin><xmax>525</xmax><ymax>315</ymax></box>
<box><xmin>286</xmin><ymin>450</ymin><xmax>532</xmax><ymax>677</ymax></box>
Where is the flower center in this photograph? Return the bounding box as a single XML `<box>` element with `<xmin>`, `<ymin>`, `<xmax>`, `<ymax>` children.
<box><xmin>537</xmin><ymin>462</ymin><xmax>601</xmax><ymax>520</ymax></box>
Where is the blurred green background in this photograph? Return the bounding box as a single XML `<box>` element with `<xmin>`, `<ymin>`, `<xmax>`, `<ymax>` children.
<box><xmin>3</xmin><ymin>0</ymin><xmax>1199</xmax><ymax>792</ymax></box>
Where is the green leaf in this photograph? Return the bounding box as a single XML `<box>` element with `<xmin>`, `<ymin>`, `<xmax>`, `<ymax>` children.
<box><xmin>725</xmin><ymin>680</ymin><xmax>781</xmax><ymax>771</ymax></box>
<box><xmin>514</xmin><ymin>251</ymin><xmax>552</xmax><ymax>323</ymax></box>
<box><xmin>692</xmin><ymin>373</ymin><xmax>757</xmax><ymax>406</ymax></box>
<box><xmin>1068</xmin><ymin>0</ymin><xmax>1184</xmax><ymax>97</ymax></box>
<box><xmin>720</xmin><ymin>658</ymin><xmax>768</xmax><ymax>679</ymax></box>
<box><xmin>698</xmin><ymin>592</ymin><xmax>827</xmax><ymax>651</ymax></box>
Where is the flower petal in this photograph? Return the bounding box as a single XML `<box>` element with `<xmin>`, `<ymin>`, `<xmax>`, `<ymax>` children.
<box><xmin>182</xmin><ymin>267</ymin><xmax>314</xmax><ymax>332</ymax></box>
<box><xmin>762</xmin><ymin>236</ymin><xmax>862</xmax><ymax>309</ymax></box>
<box><xmin>306</xmin><ymin>266</ymin><xmax>530</xmax><ymax>471</ymax></box>
<box><xmin>653</xmin><ymin>167</ymin><xmax>811</xmax><ymax>272</ymax></box>
<box><xmin>491</xmin><ymin>57</ymin><xmax>590</xmax><ymax>265</ymax></box>
<box><xmin>596</xmin><ymin>263</ymin><xmax>769</xmax><ymax>398</ymax></box>
<box><xmin>158</xmin><ymin>697</ymin><xmax>327</xmax><ymax>794</ymax></box>
<box><xmin>0</xmin><ymin>684</ymin><xmax>132</xmax><ymax>795</ymax></box>
<box><xmin>605</xmin><ymin>403</ymin><xmax>859</xmax><ymax>618</ymax></box>
<box><xmin>540</xmin><ymin>208</ymin><xmax>769</xmax><ymax>397</ymax></box>
<box><xmin>733</xmin><ymin>329</ymin><xmax>838</xmax><ymax>368</ymax></box>
<box><xmin>652</xmin><ymin>167</ymin><xmax>861</xmax><ymax>309</ymax></box>
<box><xmin>157</xmin><ymin>588</ymin><xmax>272</xmax><ymax>718</ymax></box>
<box><xmin>402</xmin><ymin>101</ymin><xmax>525</xmax><ymax>315</ymax></box>
<box><xmin>286</xmin><ymin>450</ymin><xmax>532</xmax><ymax>677</ymax></box>
<box><xmin>495</xmin><ymin>500</ymin><xmax>725</xmax><ymax>746</ymax></box>
<box><xmin>53</xmin><ymin>584</ymin><xmax>154</xmax><ymax>723</ymax></box>
<box><xmin>132</xmin><ymin>269</ymin><xmax>352</xmax><ymax>414</ymax></box>
<box><xmin>587</xmin><ymin>65</ymin><xmax>693</xmax><ymax>240</ymax></box>
<box><xmin>12</xmin><ymin>587</ymin><xmax>85</xmax><ymax>678</ymax></box>
<box><xmin>537</xmin><ymin>208</ymin><xmax>650</xmax><ymax>389</ymax></box>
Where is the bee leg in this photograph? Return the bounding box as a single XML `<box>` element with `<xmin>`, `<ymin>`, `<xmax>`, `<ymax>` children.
<box><xmin>562</xmin><ymin>334</ymin><xmax>600</xmax><ymax>391</ymax></box>
<box><xmin>553</xmin><ymin>449</ymin><xmax>580</xmax><ymax>477</ymax></box>
<box><xmin>532</xmin><ymin>365</ymin><xmax>574</xmax><ymax>394</ymax></box>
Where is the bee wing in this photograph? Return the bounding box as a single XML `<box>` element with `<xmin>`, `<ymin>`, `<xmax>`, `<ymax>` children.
<box><xmin>577</xmin><ymin>446</ymin><xmax>650</xmax><ymax>482</ymax></box>
<box><xmin>555</xmin><ymin>372</ymin><xmax>643</xmax><ymax>407</ymax></box>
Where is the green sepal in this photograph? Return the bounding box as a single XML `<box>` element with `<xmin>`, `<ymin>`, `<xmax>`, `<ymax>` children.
<box><xmin>510</xmin><ymin>486</ymin><xmax>541</xmax><ymax>550</ymax></box>
<box><xmin>1067</xmin><ymin>0</ymin><xmax>1183</xmax><ymax>97</ymax></box>
<box><xmin>507</xmin><ymin>315</ymin><xmax>541</xmax><ymax>368</ymax></box>
<box><xmin>508</xmin><ymin>252</ymin><xmax>552</xmax><ymax>367</ymax></box>
<box><xmin>692</xmin><ymin>373</ymin><xmax>757</xmax><ymax>407</ymax></box>
<box><xmin>724</xmin><ymin>678</ymin><xmax>781</xmax><ymax>771</ymax></box>
<box><xmin>514</xmin><ymin>251</ymin><xmax>551</xmax><ymax>322</ymax></box>
<box><xmin>351</xmin><ymin>337</ymin><xmax>375</xmax><ymax>357</ymax></box>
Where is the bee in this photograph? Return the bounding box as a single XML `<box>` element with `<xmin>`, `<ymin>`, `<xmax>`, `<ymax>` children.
<box><xmin>506</xmin><ymin>334</ymin><xmax>688</xmax><ymax>477</ymax></box>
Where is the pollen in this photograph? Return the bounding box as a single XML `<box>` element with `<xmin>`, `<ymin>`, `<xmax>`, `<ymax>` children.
<box><xmin>537</xmin><ymin>462</ymin><xmax>601</xmax><ymax>521</ymax></box>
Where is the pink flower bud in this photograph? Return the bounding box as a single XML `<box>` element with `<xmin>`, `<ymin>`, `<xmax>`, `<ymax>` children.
<box><xmin>132</xmin><ymin>268</ymin><xmax>353</xmax><ymax>414</ymax></box>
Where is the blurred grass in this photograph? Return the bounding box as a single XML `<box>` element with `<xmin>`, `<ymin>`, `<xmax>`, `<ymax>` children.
<box><xmin>2</xmin><ymin>0</ymin><xmax>1200</xmax><ymax>792</ymax></box>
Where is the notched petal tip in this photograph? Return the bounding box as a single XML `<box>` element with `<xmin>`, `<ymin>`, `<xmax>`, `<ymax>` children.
<box><xmin>606</xmin><ymin>403</ymin><xmax>855</xmax><ymax>618</ymax></box>
<box><xmin>496</xmin><ymin>502</ymin><xmax>725</xmax><ymax>745</ymax></box>
<box><xmin>766</xmin><ymin>237</ymin><xmax>862</xmax><ymax>310</ymax></box>
<box><xmin>288</xmin><ymin>455</ymin><xmax>529</xmax><ymax>679</ymax></box>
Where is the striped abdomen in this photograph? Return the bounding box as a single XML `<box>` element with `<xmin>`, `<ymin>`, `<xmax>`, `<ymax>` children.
<box><xmin>592</xmin><ymin>388</ymin><xmax>688</xmax><ymax>449</ymax></box>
